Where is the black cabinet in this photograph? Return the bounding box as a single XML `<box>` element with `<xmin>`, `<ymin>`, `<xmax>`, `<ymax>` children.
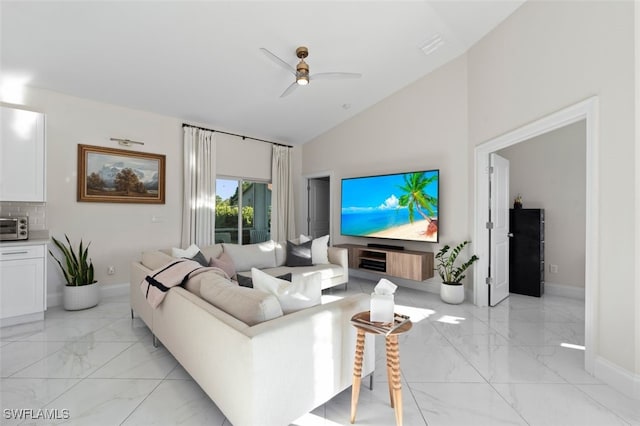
<box><xmin>509</xmin><ymin>208</ymin><xmax>545</xmax><ymax>297</ymax></box>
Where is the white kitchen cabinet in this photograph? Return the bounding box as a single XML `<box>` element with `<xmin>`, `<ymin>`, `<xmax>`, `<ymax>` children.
<box><xmin>0</xmin><ymin>242</ymin><xmax>47</xmax><ymax>326</ymax></box>
<box><xmin>0</xmin><ymin>106</ymin><xmax>46</xmax><ymax>202</ymax></box>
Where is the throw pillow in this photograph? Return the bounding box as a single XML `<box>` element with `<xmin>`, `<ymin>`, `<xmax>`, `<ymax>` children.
<box><xmin>251</xmin><ymin>268</ymin><xmax>321</xmax><ymax>314</ymax></box>
<box><xmin>285</xmin><ymin>239</ymin><xmax>313</xmax><ymax>267</ymax></box>
<box><xmin>171</xmin><ymin>244</ymin><xmax>209</xmax><ymax>267</ymax></box>
<box><xmin>236</xmin><ymin>272</ymin><xmax>292</xmax><ymax>288</ymax></box>
<box><xmin>171</xmin><ymin>244</ymin><xmax>200</xmax><ymax>258</ymax></box>
<box><xmin>190</xmin><ymin>251</ymin><xmax>210</xmax><ymax>267</ymax></box>
<box><xmin>209</xmin><ymin>251</ymin><xmax>236</xmax><ymax>279</ymax></box>
<box><xmin>199</xmin><ymin>275</ymin><xmax>283</xmax><ymax>326</ymax></box>
<box><xmin>300</xmin><ymin>234</ymin><xmax>330</xmax><ymax>265</ymax></box>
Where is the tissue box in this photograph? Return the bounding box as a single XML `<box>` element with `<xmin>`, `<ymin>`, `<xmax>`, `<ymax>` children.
<box><xmin>370</xmin><ymin>293</ymin><xmax>394</xmax><ymax>323</ymax></box>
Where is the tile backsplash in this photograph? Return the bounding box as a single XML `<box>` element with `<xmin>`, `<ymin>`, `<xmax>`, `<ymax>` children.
<box><xmin>0</xmin><ymin>202</ymin><xmax>47</xmax><ymax>231</ymax></box>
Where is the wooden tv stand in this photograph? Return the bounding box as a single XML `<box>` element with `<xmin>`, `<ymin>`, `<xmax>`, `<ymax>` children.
<box><xmin>335</xmin><ymin>244</ymin><xmax>434</xmax><ymax>281</ymax></box>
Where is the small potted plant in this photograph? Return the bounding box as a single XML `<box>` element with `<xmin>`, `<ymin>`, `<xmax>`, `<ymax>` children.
<box><xmin>435</xmin><ymin>240</ymin><xmax>479</xmax><ymax>304</ymax></box>
<box><xmin>514</xmin><ymin>194</ymin><xmax>523</xmax><ymax>209</ymax></box>
<box><xmin>49</xmin><ymin>235</ymin><xmax>99</xmax><ymax>310</ymax></box>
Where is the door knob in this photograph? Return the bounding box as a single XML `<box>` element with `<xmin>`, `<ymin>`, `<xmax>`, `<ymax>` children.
<box><xmin>507</xmin><ymin>233</ymin><xmax>514</xmax><ymax>238</ymax></box>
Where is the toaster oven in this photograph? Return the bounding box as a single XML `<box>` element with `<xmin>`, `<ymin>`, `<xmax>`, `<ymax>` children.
<box><xmin>0</xmin><ymin>217</ymin><xmax>29</xmax><ymax>241</ymax></box>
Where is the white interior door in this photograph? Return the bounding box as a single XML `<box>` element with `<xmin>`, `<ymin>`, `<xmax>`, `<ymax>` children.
<box><xmin>307</xmin><ymin>178</ymin><xmax>330</xmax><ymax>238</ymax></box>
<box><xmin>489</xmin><ymin>153</ymin><xmax>510</xmax><ymax>306</ymax></box>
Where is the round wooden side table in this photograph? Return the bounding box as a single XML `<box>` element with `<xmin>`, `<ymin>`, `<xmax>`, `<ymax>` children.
<box><xmin>350</xmin><ymin>311</ymin><xmax>412</xmax><ymax>426</ymax></box>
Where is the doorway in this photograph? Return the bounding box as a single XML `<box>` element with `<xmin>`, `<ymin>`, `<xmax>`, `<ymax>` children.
<box><xmin>473</xmin><ymin>97</ymin><xmax>599</xmax><ymax>375</ymax></box>
<box><xmin>307</xmin><ymin>175</ymin><xmax>331</xmax><ymax>238</ymax></box>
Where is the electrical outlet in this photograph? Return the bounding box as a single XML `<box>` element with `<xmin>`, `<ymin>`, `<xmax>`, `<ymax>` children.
<box><xmin>549</xmin><ymin>264</ymin><xmax>558</xmax><ymax>273</ymax></box>
<box><xmin>107</xmin><ymin>266</ymin><xmax>116</xmax><ymax>275</ymax></box>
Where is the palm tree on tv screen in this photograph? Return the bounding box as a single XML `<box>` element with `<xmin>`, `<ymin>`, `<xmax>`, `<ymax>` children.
<box><xmin>397</xmin><ymin>172</ymin><xmax>438</xmax><ymax>238</ymax></box>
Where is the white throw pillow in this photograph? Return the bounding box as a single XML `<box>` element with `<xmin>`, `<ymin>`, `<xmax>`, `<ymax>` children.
<box><xmin>171</xmin><ymin>244</ymin><xmax>209</xmax><ymax>266</ymax></box>
<box><xmin>299</xmin><ymin>234</ymin><xmax>330</xmax><ymax>265</ymax></box>
<box><xmin>251</xmin><ymin>268</ymin><xmax>321</xmax><ymax>314</ymax></box>
<box><xmin>172</xmin><ymin>244</ymin><xmax>200</xmax><ymax>259</ymax></box>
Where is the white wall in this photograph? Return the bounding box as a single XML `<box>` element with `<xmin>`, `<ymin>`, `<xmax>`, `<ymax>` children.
<box><xmin>497</xmin><ymin>120</ymin><xmax>586</xmax><ymax>291</ymax></box>
<box><xmin>301</xmin><ymin>55</ymin><xmax>470</xmax><ymax>289</ymax></box>
<box><xmin>1</xmin><ymin>87</ymin><xmax>275</xmax><ymax>303</ymax></box>
<box><xmin>467</xmin><ymin>1</ymin><xmax>637</xmax><ymax>376</ymax></box>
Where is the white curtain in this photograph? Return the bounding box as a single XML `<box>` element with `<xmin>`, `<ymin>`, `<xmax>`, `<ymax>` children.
<box><xmin>181</xmin><ymin>126</ymin><xmax>216</xmax><ymax>247</ymax></box>
<box><xmin>270</xmin><ymin>145</ymin><xmax>296</xmax><ymax>242</ymax></box>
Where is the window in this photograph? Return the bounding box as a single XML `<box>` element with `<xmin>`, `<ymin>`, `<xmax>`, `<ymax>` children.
<box><xmin>215</xmin><ymin>178</ymin><xmax>271</xmax><ymax>244</ymax></box>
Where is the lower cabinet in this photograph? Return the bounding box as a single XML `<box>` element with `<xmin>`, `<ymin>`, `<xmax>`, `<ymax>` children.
<box><xmin>0</xmin><ymin>243</ymin><xmax>47</xmax><ymax>326</ymax></box>
<box><xmin>336</xmin><ymin>244</ymin><xmax>434</xmax><ymax>281</ymax></box>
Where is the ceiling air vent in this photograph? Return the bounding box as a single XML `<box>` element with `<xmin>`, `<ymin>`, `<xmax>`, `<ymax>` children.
<box><xmin>420</xmin><ymin>34</ymin><xmax>444</xmax><ymax>56</ymax></box>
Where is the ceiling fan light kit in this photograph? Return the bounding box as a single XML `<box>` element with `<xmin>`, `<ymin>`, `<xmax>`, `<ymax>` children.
<box><xmin>260</xmin><ymin>45</ymin><xmax>362</xmax><ymax>97</ymax></box>
<box><xmin>295</xmin><ymin>46</ymin><xmax>309</xmax><ymax>85</ymax></box>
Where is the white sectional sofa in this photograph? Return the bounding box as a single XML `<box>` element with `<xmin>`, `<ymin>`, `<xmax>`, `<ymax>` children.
<box><xmin>158</xmin><ymin>240</ymin><xmax>349</xmax><ymax>291</ymax></box>
<box><xmin>130</xmin><ymin>241</ymin><xmax>374</xmax><ymax>426</ymax></box>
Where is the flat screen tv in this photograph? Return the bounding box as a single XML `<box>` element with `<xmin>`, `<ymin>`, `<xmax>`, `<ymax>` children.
<box><xmin>341</xmin><ymin>170</ymin><xmax>439</xmax><ymax>243</ymax></box>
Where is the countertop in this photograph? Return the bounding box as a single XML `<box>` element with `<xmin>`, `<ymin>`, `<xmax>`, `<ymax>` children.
<box><xmin>0</xmin><ymin>230</ymin><xmax>49</xmax><ymax>247</ymax></box>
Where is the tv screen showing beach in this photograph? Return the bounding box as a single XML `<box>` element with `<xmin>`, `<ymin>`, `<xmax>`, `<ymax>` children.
<box><xmin>341</xmin><ymin>170</ymin><xmax>439</xmax><ymax>243</ymax></box>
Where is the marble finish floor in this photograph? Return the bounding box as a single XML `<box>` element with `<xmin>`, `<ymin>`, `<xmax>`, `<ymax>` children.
<box><xmin>1</xmin><ymin>277</ymin><xmax>639</xmax><ymax>425</ymax></box>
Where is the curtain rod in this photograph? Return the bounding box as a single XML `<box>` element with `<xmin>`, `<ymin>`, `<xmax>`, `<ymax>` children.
<box><xmin>182</xmin><ymin>123</ymin><xmax>292</xmax><ymax>148</ymax></box>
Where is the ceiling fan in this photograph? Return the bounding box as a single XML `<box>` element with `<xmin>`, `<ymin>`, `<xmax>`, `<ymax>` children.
<box><xmin>260</xmin><ymin>46</ymin><xmax>362</xmax><ymax>98</ymax></box>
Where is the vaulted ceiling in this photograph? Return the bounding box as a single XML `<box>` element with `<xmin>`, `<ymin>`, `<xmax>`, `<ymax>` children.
<box><xmin>1</xmin><ymin>1</ymin><xmax>525</xmax><ymax>145</ymax></box>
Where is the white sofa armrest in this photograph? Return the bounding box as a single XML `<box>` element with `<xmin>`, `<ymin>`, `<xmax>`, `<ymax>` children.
<box><xmin>328</xmin><ymin>246</ymin><xmax>347</xmax><ymax>268</ymax></box>
<box><xmin>328</xmin><ymin>245</ymin><xmax>349</xmax><ymax>282</ymax></box>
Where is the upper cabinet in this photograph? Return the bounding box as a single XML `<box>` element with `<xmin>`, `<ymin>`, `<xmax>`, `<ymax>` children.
<box><xmin>0</xmin><ymin>106</ymin><xmax>46</xmax><ymax>202</ymax></box>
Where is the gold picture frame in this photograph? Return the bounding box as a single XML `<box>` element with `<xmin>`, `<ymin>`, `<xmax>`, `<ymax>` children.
<box><xmin>77</xmin><ymin>144</ymin><xmax>166</xmax><ymax>204</ymax></box>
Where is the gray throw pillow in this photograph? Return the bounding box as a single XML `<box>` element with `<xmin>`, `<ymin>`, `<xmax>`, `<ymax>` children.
<box><xmin>189</xmin><ymin>251</ymin><xmax>209</xmax><ymax>267</ymax></box>
<box><xmin>286</xmin><ymin>240</ymin><xmax>313</xmax><ymax>267</ymax></box>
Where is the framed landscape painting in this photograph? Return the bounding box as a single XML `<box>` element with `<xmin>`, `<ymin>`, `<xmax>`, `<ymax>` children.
<box><xmin>77</xmin><ymin>144</ymin><xmax>166</xmax><ymax>204</ymax></box>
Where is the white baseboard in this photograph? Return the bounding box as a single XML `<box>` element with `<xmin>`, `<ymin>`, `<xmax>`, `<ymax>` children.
<box><xmin>47</xmin><ymin>282</ymin><xmax>129</xmax><ymax>308</ymax></box>
<box><xmin>0</xmin><ymin>311</ymin><xmax>44</xmax><ymax>328</ymax></box>
<box><xmin>544</xmin><ymin>282</ymin><xmax>585</xmax><ymax>300</ymax></box>
<box><xmin>594</xmin><ymin>355</ymin><xmax>640</xmax><ymax>400</ymax></box>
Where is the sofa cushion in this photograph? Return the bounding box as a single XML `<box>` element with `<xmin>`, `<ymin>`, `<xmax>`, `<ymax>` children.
<box><xmin>199</xmin><ymin>274</ymin><xmax>283</xmax><ymax>326</ymax></box>
<box><xmin>223</xmin><ymin>240</ymin><xmax>277</xmax><ymax>272</ymax></box>
<box><xmin>299</xmin><ymin>234</ymin><xmax>330</xmax><ymax>264</ymax></box>
<box><xmin>184</xmin><ymin>268</ymin><xmax>229</xmax><ymax>298</ymax></box>
<box><xmin>141</xmin><ymin>250</ymin><xmax>175</xmax><ymax>270</ymax></box>
<box><xmin>251</xmin><ymin>268</ymin><xmax>321</xmax><ymax>314</ymax></box>
<box><xmin>286</xmin><ymin>240</ymin><xmax>313</xmax><ymax>267</ymax></box>
<box><xmin>209</xmin><ymin>251</ymin><xmax>236</xmax><ymax>279</ymax></box>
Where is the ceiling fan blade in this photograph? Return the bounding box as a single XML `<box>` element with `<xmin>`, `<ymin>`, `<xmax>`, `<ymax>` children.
<box><xmin>280</xmin><ymin>82</ymin><xmax>298</xmax><ymax>98</ymax></box>
<box><xmin>260</xmin><ymin>48</ymin><xmax>296</xmax><ymax>76</ymax></box>
<box><xmin>311</xmin><ymin>72</ymin><xmax>362</xmax><ymax>80</ymax></box>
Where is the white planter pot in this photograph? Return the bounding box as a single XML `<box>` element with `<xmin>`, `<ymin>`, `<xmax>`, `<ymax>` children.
<box><xmin>440</xmin><ymin>282</ymin><xmax>464</xmax><ymax>304</ymax></box>
<box><xmin>63</xmin><ymin>282</ymin><xmax>100</xmax><ymax>311</ymax></box>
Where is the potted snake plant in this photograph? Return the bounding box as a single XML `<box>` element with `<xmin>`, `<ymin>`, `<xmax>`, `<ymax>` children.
<box><xmin>49</xmin><ymin>235</ymin><xmax>99</xmax><ymax>310</ymax></box>
<box><xmin>435</xmin><ymin>240</ymin><xmax>479</xmax><ymax>304</ymax></box>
